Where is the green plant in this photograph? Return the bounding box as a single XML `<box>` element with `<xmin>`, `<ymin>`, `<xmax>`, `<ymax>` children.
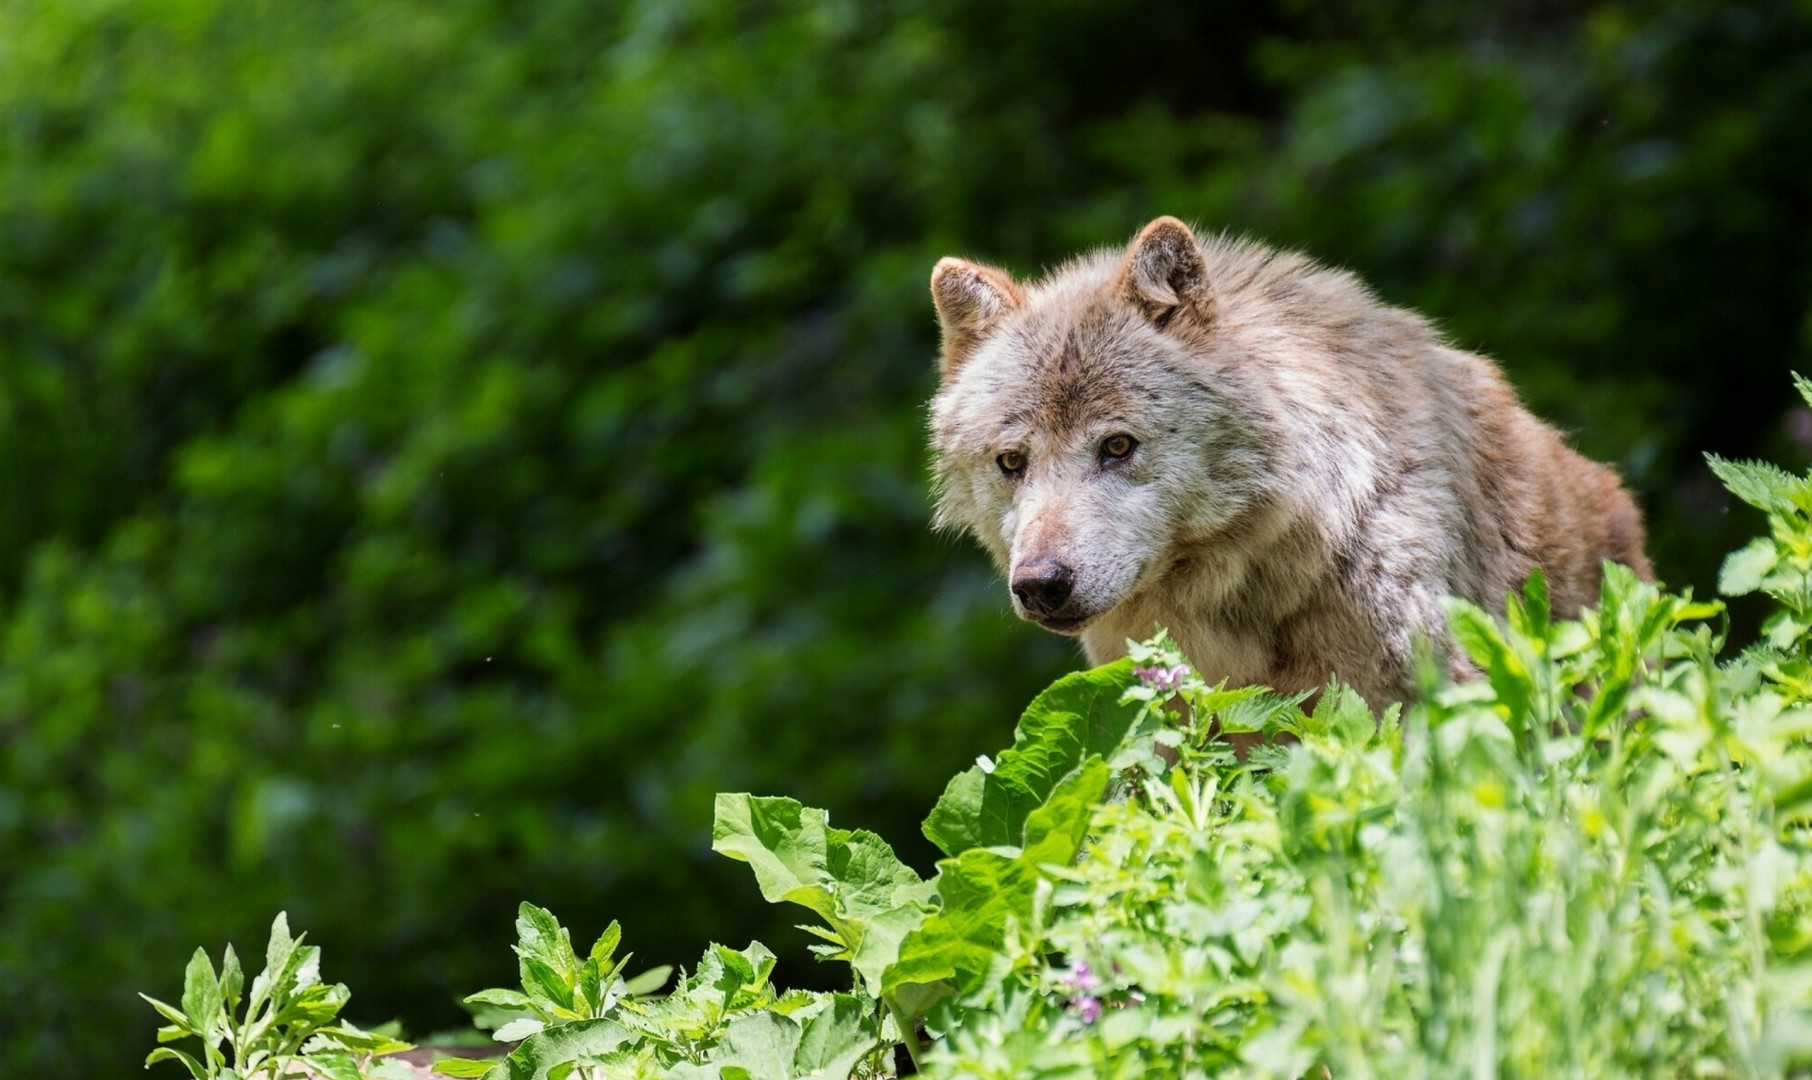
<box><xmin>151</xmin><ymin>396</ymin><xmax>1812</xmax><ymax>1077</ymax></box>
<box><xmin>438</xmin><ymin>437</ymin><xmax>1812</xmax><ymax>1077</ymax></box>
<box><xmin>139</xmin><ymin>913</ymin><xmax>409</xmax><ymax>1079</ymax></box>
<box><xmin>448</xmin><ymin>903</ymin><xmax>885</xmax><ymax>1080</ymax></box>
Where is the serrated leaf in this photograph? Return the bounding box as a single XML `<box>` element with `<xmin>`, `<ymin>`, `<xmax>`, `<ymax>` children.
<box><xmin>1721</xmin><ymin>538</ymin><xmax>1779</xmax><ymax>597</ymax></box>
<box><xmin>1708</xmin><ymin>454</ymin><xmax>1806</xmax><ymax>514</ymax></box>
<box><xmin>922</xmin><ymin>659</ymin><xmax>1139</xmax><ymax>857</ymax></box>
<box><xmin>1302</xmin><ymin>683</ymin><xmax>1378</xmax><ymax>745</ymax></box>
<box><xmin>1211</xmin><ymin>686</ymin><xmax>1303</xmax><ymax>735</ymax></box>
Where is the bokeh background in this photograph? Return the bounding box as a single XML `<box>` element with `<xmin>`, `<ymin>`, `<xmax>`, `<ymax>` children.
<box><xmin>2</xmin><ymin>0</ymin><xmax>1809</xmax><ymax>1073</ymax></box>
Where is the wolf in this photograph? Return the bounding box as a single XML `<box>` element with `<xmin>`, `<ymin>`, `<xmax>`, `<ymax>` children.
<box><xmin>927</xmin><ymin>216</ymin><xmax>1652</xmax><ymax>705</ymax></box>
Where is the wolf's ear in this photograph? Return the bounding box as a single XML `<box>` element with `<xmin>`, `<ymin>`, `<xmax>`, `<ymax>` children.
<box><xmin>931</xmin><ymin>257</ymin><xmax>1022</xmax><ymax>378</ymax></box>
<box><xmin>1120</xmin><ymin>216</ymin><xmax>1215</xmax><ymax>327</ymax></box>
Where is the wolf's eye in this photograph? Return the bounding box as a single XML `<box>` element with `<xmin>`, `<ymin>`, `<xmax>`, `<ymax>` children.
<box><xmin>997</xmin><ymin>450</ymin><xmax>1026</xmax><ymax>475</ymax></box>
<box><xmin>1101</xmin><ymin>434</ymin><xmax>1137</xmax><ymax>461</ymax></box>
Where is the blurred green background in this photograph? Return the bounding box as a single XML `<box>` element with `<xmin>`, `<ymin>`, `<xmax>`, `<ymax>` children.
<box><xmin>1</xmin><ymin>0</ymin><xmax>1808</xmax><ymax>1073</ymax></box>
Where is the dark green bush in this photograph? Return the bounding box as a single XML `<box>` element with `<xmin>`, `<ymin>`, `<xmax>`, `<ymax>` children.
<box><xmin>3</xmin><ymin>0</ymin><xmax>1810</xmax><ymax>1075</ymax></box>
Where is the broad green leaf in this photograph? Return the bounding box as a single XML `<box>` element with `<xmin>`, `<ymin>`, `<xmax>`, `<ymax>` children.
<box><xmin>712</xmin><ymin>795</ymin><xmax>935</xmax><ymax>995</ymax></box>
<box><xmin>486</xmin><ymin>1018</ymin><xmax>634</xmax><ymax>1080</ymax></box>
<box><xmin>711</xmin><ymin>1011</ymin><xmax>801</xmax><ymax>1080</ymax></box>
<box><xmin>792</xmin><ymin>993</ymin><xmax>879</xmax><ymax>1079</ymax></box>
<box><xmin>922</xmin><ymin>659</ymin><xmax>1139</xmax><ymax>857</ymax></box>
<box><xmin>886</xmin><ymin>759</ymin><xmax>1109</xmax><ymax>999</ymax></box>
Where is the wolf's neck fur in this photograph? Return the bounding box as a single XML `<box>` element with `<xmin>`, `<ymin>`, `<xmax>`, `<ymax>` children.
<box><xmin>1079</xmin><ymin>484</ymin><xmax>1351</xmax><ymax>688</ymax></box>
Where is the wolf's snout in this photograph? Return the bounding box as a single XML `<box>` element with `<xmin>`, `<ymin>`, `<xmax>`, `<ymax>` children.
<box><xmin>1011</xmin><ymin>558</ymin><xmax>1074</xmax><ymax>616</ymax></box>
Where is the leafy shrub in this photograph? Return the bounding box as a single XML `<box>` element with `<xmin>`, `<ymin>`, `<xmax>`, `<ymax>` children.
<box><xmin>141</xmin><ymin>913</ymin><xmax>410</xmax><ymax>1080</ymax></box>
<box><xmin>159</xmin><ymin>424</ymin><xmax>1812</xmax><ymax>1077</ymax></box>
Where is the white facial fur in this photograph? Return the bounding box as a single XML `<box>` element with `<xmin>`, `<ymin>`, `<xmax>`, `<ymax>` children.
<box><xmin>930</xmin><ymin>291</ymin><xmax>1271</xmax><ymax>636</ymax></box>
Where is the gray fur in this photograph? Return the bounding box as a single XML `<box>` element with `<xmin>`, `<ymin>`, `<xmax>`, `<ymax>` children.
<box><xmin>928</xmin><ymin>218</ymin><xmax>1651</xmax><ymax>704</ymax></box>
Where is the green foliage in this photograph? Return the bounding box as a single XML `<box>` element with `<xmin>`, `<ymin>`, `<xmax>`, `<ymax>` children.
<box><xmin>459</xmin><ymin>903</ymin><xmax>670</xmax><ymax>1047</ymax></box>
<box><xmin>456</xmin><ymin>918</ymin><xmax>886</xmax><ymax>1080</ymax></box>
<box><xmin>17</xmin><ymin>1</ymin><xmax>1812</xmax><ymax>1076</ymax></box>
<box><xmin>148</xmin><ymin>435</ymin><xmax>1812</xmax><ymax>1075</ymax></box>
<box><xmin>711</xmin><ymin>796</ymin><xmax>936</xmax><ymax>997</ymax></box>
<box><xmin>922</xmin><ymin>660</ymin><xmax>1141</xmax><ymax>857</ymax></box>
<box><xmin>139</xmin><ymin>913</ymin><xmax>409</xmax><ymax>1080</ymax></box>
<box><xmin>1712</xmin><ymin>375</ymin><xmax>1812</xmax><ymax>694</ymax></box>
<box><xmin>896</xmin><ymin>445</ymin><xmax>1812</xmax><ymax>1076</ymax></box>
<box><xmin>885</xmin><ymin>760</ymin><xmax>1110</xmax><ymax>1013</ymax></box>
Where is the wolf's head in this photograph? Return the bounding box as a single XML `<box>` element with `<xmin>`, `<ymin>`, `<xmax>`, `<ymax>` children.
<box><xmin>927</xmin><ymin>217</ymin><xmax>1273</xmax><ymax>637</ymax></box>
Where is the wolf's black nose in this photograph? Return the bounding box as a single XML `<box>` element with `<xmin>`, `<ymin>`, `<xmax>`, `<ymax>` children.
<box><xmin>1011</xmin><ymin>559</ymin><xmax>1074</xmax><ymax>615</ymax></box>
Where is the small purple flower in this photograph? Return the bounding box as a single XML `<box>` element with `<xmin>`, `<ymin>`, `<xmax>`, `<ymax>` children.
<box><xmin>1134</xmin><ymin>664</ymin><xmax>1192</xmax><ymax>693</ymax></box>
<box><xmin>1057</xmin><ymin>961</ymin><xmax>1105</xmax><ymax>1023</ymax></box>
<box><xmin>1058</xmin><ymin>961</ymin><xmax>1100</xmax><ymax>994</ymax></box>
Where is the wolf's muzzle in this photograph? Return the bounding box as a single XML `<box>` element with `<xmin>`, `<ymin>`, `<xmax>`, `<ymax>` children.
<box><xmin>1011</xmin><ymin>558</ymin><xmax>1075</xmax><ymax>618</ymax></box>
